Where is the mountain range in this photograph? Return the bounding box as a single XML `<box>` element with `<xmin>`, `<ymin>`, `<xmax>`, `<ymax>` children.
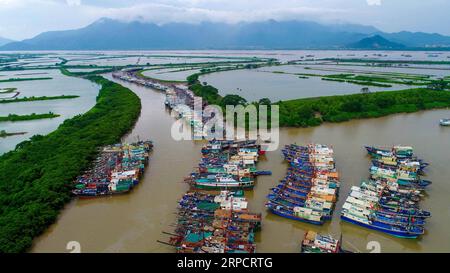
<box><xmin>1</xmin><ymin>18</ymin><xmax>450</xmax><ymax>50</ymax></box>
<box><xmin>347</xmin><ymin>35</ymin><xmax>406</xmax><ymax>50</ymax></box>
<box><xmin>0</xmin><ymin>37</ymin><xmax>14</xmax><ymax>47</ymax></box>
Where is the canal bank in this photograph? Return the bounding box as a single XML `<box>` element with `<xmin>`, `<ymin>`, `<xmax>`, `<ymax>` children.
<box><xmin>31</xmin><ymin>75</ymin><xmax>450</xmax><ymax>253</ymax></box>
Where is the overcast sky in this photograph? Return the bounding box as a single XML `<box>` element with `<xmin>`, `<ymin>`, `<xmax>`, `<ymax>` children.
<box><xmin>0</xmin><ymin>0</ymin><xmax>449</xmax><ymax>40</ymax></box>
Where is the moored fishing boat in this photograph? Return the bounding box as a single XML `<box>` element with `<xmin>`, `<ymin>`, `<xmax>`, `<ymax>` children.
<box><xmin>266</xmin><ymin>143</ymin><xmax>339</xmax><ymax>225</ymax></box>
<box><xmin>266</xmin><ymin>201</ymin><xmax>325</xmax><ymax>225</ymax></box>
<box><xmin>340</xmin><ymin>209</ymin><xmax>424</xmax><ymax>239</ymax></box>
<box><xmin>365</xmin><ymin>145</ymin><xmax>415</xmax><ymax>159</ymax></box>
<box><xmin>439</xmin><ymin>118</ymin><xmax>450</xmax><ymax>126</ymax></box>
<box><xmin>72</xmin><ymin>140</ymin><xmax>153</xmax><ymax>197</ymax></box>
<box><xmin>341</xmin><ymin>145</ymin><xmax>430</xmax><ymax>239</ymax></box>
<box><xmin>300</xmin><ymin>231</ymin><xmax>352</xmax><ymax>253</ymax></box>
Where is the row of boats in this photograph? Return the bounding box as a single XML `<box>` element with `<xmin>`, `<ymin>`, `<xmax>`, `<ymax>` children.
<box><xmin>114</xmin><ymin>69</ymin><xmax>210</xmax><ymax>135</ymax></box>
<box><xmin>165</xmin><ymin>190</ymin><xmax>262</xmax><ymax>253</ymax></box>
<box><xmin>184</xmin><ymin>140</ymin><xmax>271</xmax><ymax>190</ymax></box>
<box><xmin>114</xmin><ymin>69</ymin><xmax>269</xmax><ymax>253</ymax></box>
<box><xmin>340</xmin><ymin>145</ymin><xmax>431</xmax><ymax>238</ymax></box>
<box><xmin>162</xmin><ymin>140</ymin><xmax>270</xmax><ymax>253</ymax></box>
<box><xmin>266</xmin><ymin>144</ymin><xmax>340</xmax><ymax>225</ymax></box>
<box><xmin>72</xmin><ymin>141</ymin><xmax>153</xmax><ymax>197</ymax></box>
<box><xmin>112</xmin><ymin>70</ymin><xmax>170</xmax><ymax>92</ymax></box>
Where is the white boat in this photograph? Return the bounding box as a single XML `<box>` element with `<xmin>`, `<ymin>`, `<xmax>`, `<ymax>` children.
<box><xmin>440</xmin><ymin>119</ymin><xmax>450</xmax><ymax>126</ymax></box>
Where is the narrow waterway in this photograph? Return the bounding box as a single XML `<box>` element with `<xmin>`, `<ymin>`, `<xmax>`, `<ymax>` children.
<box><xmin>31</xmin><ymin>75</ymin><xmax>199</xmax><ymax>252</ymax></box>
<box><xmin>32</xmin><ymin>75</ymin><xmax>450</xmax><ymax>253</ymax></box>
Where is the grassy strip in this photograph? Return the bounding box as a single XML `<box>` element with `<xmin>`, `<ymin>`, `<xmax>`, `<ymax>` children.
<box><xmin>323</xmin><ymin>58</ymin><xmax>450</xmax><ymax>65</ymax></box>
<box><xmin>0</xmin><ymin>76</ymin><xmax>141</xmax><ymax>253</ymax></box>
<box><xmin>278</xmin><ymin>88</ymin><xmax>450</xmax><ymax>127</ymax></box>
<box><xmin>270</xmin><ymin>69</ymin><xmax>422</xmax><ymax>86</ymax></box>
<box><xmin>321</xmin><ymin>77</ymin><xmax>393</xmax><ymax>87</ymax></box>
<box><xmin>59</xmin><ymin>67</ymin><xmax>117</xmax><ymax>77</ymax></box>
<box><xmin>323</xmin><ymin>73</ymin><xmax>430</xmax><ymax>86</ymax></box>
<box><xmin>0</xmin><ymin>95</ymin><xmax>79</xmax><ymax>104</ymax></box>
<box><xmin>0</xmin><ymin>130</ymin><xmax>27</xmax><ymax>138</ymax></box>
<box><xmin>0</xmin><ymin>88</ymin><xmax>17</xmax><ymax>93</ymax></box>
<box><xmin>0</xmin><ymin>112</ymin><xmax>60</xmax><ymax>122</ymax></box>
<box><xmin>0</xmin><ymin>77</ymin><xmax>52</xmax><ymax>83</ymax></box>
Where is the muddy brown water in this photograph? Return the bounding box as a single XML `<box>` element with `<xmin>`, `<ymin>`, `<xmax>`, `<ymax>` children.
<box><xmin>31</xmin><ymin>75</ymin><xmax>450</xmax><ymax>253</ymax></box>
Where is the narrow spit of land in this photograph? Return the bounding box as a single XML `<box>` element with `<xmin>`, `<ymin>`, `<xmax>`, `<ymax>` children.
<box><xmin>0</xmin><ymin>113</ymin><xmax>60</xmax><ymax>122</ymax></box>
<box><xmin>0</xmin><ymin>77</ymin><xmax>52</xmax><ymax>83</ymax></box>
<box><xmin>0</xmin><ymin>88</ymin><xmax>17</xmax><ymax>93</ymax></box>
<box><xmin>0</xmin><ymin>95</ymin><xmax>79</xmax><ymax>103</ymax></box>
<box><xmin>277</xmin><ymin>88</ymin><xmax>450</xmax><ymax>127</ymax></box>
<box><xmin>0</xmin><ymin>76</ymin><xmax>141</xmax><ymax>253</ymax></box>
<box><xmin>0</xmin><ymin>130</ymin><xmax>27</xmax><ymax>138</ymax></box>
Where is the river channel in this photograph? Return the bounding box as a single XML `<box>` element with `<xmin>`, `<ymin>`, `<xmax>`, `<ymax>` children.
<box><xmin>31</xmin><ymin>75</ymin><xmax>450</xmax><ymax>253</ymax></box>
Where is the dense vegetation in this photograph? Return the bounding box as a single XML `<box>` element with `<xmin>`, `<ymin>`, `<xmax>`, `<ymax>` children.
<box><xmin>0</xmin><ymin>76</ymin><xmax>141</xmax><ymax>253</ymax></box>
<box><xmin>278</xmin><ymin>88</ymin><xmax>450</xmax><ymax>127</ymax></box>
<box><xmin>0</xmin><ymin>112</ymin><xmax>60</xmax><ymax>122</ymax></box>
<box><xmin>0</xmin><ymin>95</ymin><xmax>79</xmax><ymax>104</ymax></box>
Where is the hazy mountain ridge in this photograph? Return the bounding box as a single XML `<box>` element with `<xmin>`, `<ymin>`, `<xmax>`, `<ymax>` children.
<box><xmin>0</xmin><ymin>37</ymin><xmax>14</xmax><ymax>47</ymax></box>
<box><xmin>348</xmin><ymin>35</ymin><xmax>406</xmax><ymax>50</ymax></box>
<box><xmin>1</xmin><ymin>18</ymin><xmax>450</xmax><ymax>50</ymax></box>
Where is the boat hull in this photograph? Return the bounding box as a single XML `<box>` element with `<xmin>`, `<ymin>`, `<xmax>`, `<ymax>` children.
<box><xmin>340</xmin><ymin>215</ymin><xmax>420</xmax><ymax>239</ymax></box>
<box><xmin>193</xmin><ymin>182</ymin><xmax>254</xmax><ymax>190</ymax></box>
<box><xmin>268</xmin><ymin>207</ymin><xmax>324</xmax><ymax>225</ymax></box>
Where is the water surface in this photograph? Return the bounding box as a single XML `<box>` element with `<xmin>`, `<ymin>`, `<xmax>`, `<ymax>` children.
<box><xmin>31</xmin><ymin>76</ymin><xmax>450</xmax><ymax>253</ymax></box>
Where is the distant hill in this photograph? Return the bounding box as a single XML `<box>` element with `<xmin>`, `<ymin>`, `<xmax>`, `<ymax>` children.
<box><xmin>380</xmin><ymin>31</ymin><xmax>450</xmax><ymax>48</ymax></box>
<box><xmin>0</xmin><ymin>37</ymin><xmax>13</xmax><ymax>47</ymax></box>
<box><xmin>1</xmin><ymin>18</ymin><xmax>450</xmax><ymax>50</ymax></box>
<box><xmin>347</xmin><ymin>35</ymin><xmax>406</xmax><ymax>49</ymax></box>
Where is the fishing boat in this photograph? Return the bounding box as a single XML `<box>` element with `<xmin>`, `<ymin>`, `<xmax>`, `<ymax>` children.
<box><xmin>190</xmin><ymin>175</ymin><xmax>255</xmax><ymax>190</ymax></box>
<box><xmin>365</xmin><ymin>145</ymin><xmax>414</xmax><ymax>159</ymax></box>
<box><xmin>266</xmin><ymin>201</ymin><xmax>325</xmax><ymax>225</ymax></box>
<box><xmin>341</xmin><ymin>210</ymin><xmax>425</xmax><ymax>239</ymax></box>
<box><xmin>267</xmin><ymin>144</ymin><xmax>339</xmax><ymax>225</ymax></box>
<box><xmin>72</xmin><ymin>140</ymin><xmax>153</xmax><ymax>197</ymax></box>
<box><xmin>340</xmin><ymin>145</ymin><xmax>430</xmax><ymax>238</ymax></box>
<box><xmin>301</xmin><ymin>231</ymin><xmax>340</xmax><ymax>253</ymax></box>
<box><xmin>440</xmin><ymin>119</ymin><xmax>450</xmax><ymax>126</ymax></box>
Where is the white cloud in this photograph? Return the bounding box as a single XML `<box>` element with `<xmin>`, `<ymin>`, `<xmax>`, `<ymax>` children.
<box><xmin>1</xmin><ymin>0</ymin><xmax>449</xmax><ymax>40</ymax></box>
<box><xmin>66</xmin><ymin>0</ymin><xmax>81</xmax><ymax>6</ymax></box>
<box><xmin>86</xmin><ymin>1</ymin><xmax>346</xmax><ymax>25</ymax></box>
<box><xmin>367</xmin><ymin>0</ymin><xmax>381</xmax><ymax>6</ymax></box>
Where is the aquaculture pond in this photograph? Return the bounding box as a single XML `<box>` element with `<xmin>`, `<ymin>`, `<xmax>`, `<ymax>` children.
<box><xmin>65</xmin><ymin>55</ymin><xmax>253</xmax><ymax>67</ymax></box>
<box><xmin>262</xmin><ymin>64</ymin><xmax>450</xmax><ymax>78</ymax></box>
<box><xmin>141</xmin><ymin>67</ymin><xmax>202</xmax><ymax>82</ymax></box>
<box><xmin>0</xmin><ymin>69</ymin><xmax>99</xmax><ymax>154</ymax></box>
<box><xmin>199</xmin><ymin>69</ymin><xmax>410</xmax><ymax>102</ymax></box>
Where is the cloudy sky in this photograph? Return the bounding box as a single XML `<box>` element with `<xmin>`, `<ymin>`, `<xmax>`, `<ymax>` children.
<box><xmin>0</xmin><ymin>0</ymin><xmax>449</xmax><ymax>40</ymax></box>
